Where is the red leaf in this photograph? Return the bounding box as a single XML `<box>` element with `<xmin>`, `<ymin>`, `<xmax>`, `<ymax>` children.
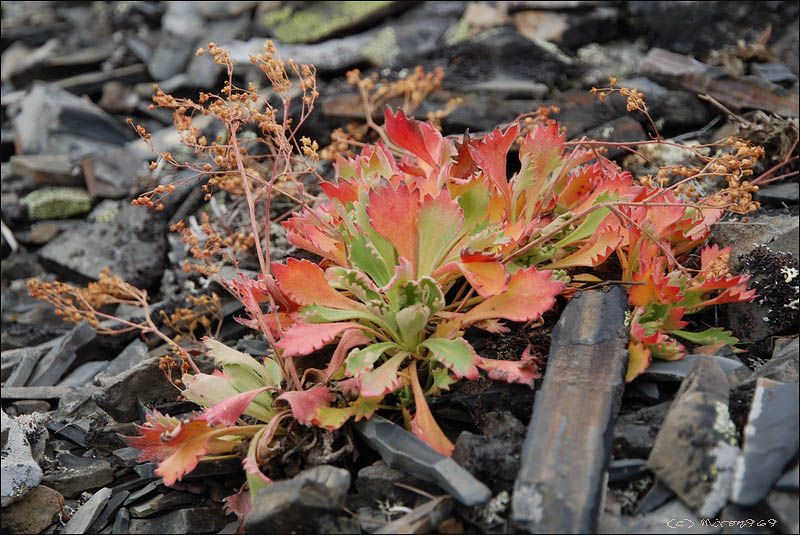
<box><xmin>469</xmin><ymin>124</ymin><xmax>520</xmax><ymax>212</ymax></box>
<box><xmin>384</xmin><ymin>108</ymin><xmax>440</xmax><ymax>168</ymax></box>
<box><xmin>276</xmin><ymin>385</ymin><xmax>335</xmax><ymax>426</ymax></box>
<box><xmin>461</xmin><ymin>266</ymin><xmax>564</xmax><ymax>324</ymax></box>
<box><xmin>367</xmin><ymin>184</ymin><xmax>419</xmax><ymax>268</ymax></box>
<box><xmin>205</xmin><ymin>386</ymin><xmax>273</xmax><ymax>427</ymax></box>
<box><xmin>322</xmin><ymin>329</ymin><xmax>372</xmax><ymax>383</ymax></box>
<box><xmin>276</xmin><ymin>321</ymin><xmax>368</xmax><ymax>357</ymax></box>
<box><xmin>459</xmin><ymin>260</ymin><xmax>508</xmax><ymax>297</ymax></box>
<box><xmin>476</xmin><ymin>344</ymin><xmax>541</xmax><ymax>386</ymax></box>
<box><xmin>320</xmin><ymin>178</ymin><xmax>359</xmax><ymax>204</ymax></box>
<box><xmin>273</xmin><ymin>258</ymin><xmax>362</xmax><ymax>310</ymax></box>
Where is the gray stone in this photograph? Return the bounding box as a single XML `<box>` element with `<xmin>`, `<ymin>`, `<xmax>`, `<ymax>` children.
<box><xmin>244</xmin><ymin>465</ymin><xmax>351</xmax><ymax>533</ymax></box>
<box><xmin>148</xmin><ymin>2</ymin><xmax>203</xmax><ymax>81</ymax></box>
<box><xmin>87</xmin><ymin>489</ymin><xmax>130</xmax><ymax>534</ymax></box>
<box><xmin>647</xmin><ymin>355</ymin><xmax>739</xmax><ymax>517</ymax></box>
<box><xmin>184</xmin><ymin>17</ymin><xmax>249</xmax><ymax>87</ymax></box>
<box><xmin>756</xmin><ymin>182</ymin><xmax>800</xmax><ymax>206</ymax></box>
<box><xmin>62</xmin><ymin>486</ymin><xmax>112</xmax><ymax>534</ymax></box>
<box><xmin>1</xmin><ymin>409</ymin><xmax>43</xmax><ymax>507</ymax></box>
<box><xmin>94</xmin><ymin>356</ymin><xmax>183</xmax><ymax>422</ymax></box>
<box><xmin>732</xmin><ymin>379</ymin><xmax>799</xmax><ymax>505</ymax></box>
<box><xmin>354</xmin><ymin>416</ymin><xmax>491</xmax><ymax>506</ymax></box>
<box><xmin>355</xmin><ymin>461</ymin><xmax>436</xmax><ymax>503</ymax></box>
<box><xmin>5</xmin><ymin>347</ymin><xmax>42</xmax><ymax>387</ymax></box>
<box><xmin>12</xmin><ymin>82</ymin><xmax>134</xmax><ymax>157</ymax></box>
<box><xmin>512</xmin><ymin>287</ymin><xmax>628</xmax><ymax>534</ymax></box>
<box><xmin>112</xmin><ymin>507</ymin><xmax>130</xmax><ymax>534</ymax></box>
<box><xmin>9</xmin><ymin>153</ymin><xmax>82</xmax><ymax>186</ymax></box>
<box><xmin>112</xmin><ymin>447</ymin><xmax>141</xmax><ymax>468</ymax></box>
<box><xmin>765</xmin><ymin>490</ymin><xmax>799</xmax><ymax>534</ymax></box>
<box><xmin>712</xmin><ymin>213</ymin><xmax>799</xmax><ymax>270</ymax></box>
<box><xmin>10</xmin><ymin>399</ymin><xmax>51</xmax><ymax>415</ymax></box>
<box><xmin>752</xmin><ymin>62</ymin><xmax>799</xmax><ymax>84</ymax></box>
<box><xmin>42</xmin><ymin>460</ymin><xmax>113</xmax><ymax>498</ymax></box>
<box><xmin>776</xmin><ymin>464</ymin><xmax>799</xmax><ymax>491</ymax></box>
<box><xmin>28</xmin><ymin>321</ymin><xmax>96</xmax><ymax>387</ymax></box>
<box><xmin>38</xmin><ymin>201</ymin><xmax>168</xmax><ymax>289</ymax></box>
<box><xmin>123</xmin><ymin>480</ymin><xmax>161</xmax><ymax>506</ymax></box>
<box><xmin>81</xmin><ymin>146</ymin><xmax>145</xmax><ymax>199</ymax></box>
<box><xmin>374</xmin><ymin>496</ymin><xmax>453</xmax><ymax>534</ymax></box>
<box><xmin>0</xmin><ymin>485</ymin><xmax>62</xmax><ymax>534</ymax></box>
<box><xmin>643</xmin><ymin>354</ymin><xmax>746</xmax><ymax>383</ymax></box>
<box><xmin>129</xmin><ymin>491</ymin><xmax>198</xmax><ymax>518</ymax></box>
<box><xmin>599</xmin><ymin>499</ymin><xmax>721</xmax><ymax>534</ymax></box>
<box><xmin>97</xmin><ymin>339</ymin><xmax>149</xmax><ymax>381</ymax></box>
<box><xmin>59</xmin><ymin>361</ymin><xmax>109</xmax><ymax>387</ymax></box>
<box><xmin>128</xmin><ymin>506</ymin><xmax>225</xmax><ymax>534</ymax></box>
<box><xmin>1</xmin><ymin>385</ymin><xmax>73</xmax><ymax>401</ymax></box>
<box><xmin>635</xmin><ymin>481</ymin><xmax>674</xmax><ymax>514</ymax></box>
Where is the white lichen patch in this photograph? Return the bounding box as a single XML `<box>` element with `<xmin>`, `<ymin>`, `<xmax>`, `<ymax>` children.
<box><xmin>478</xmin><ymin>490</ymin><xmax>510</xmax><ymax>525</ymax></box>
<box><xmin>780</xmin><ymin>266</ymin><xmax>798</xmax><ymax>283</ymax></box>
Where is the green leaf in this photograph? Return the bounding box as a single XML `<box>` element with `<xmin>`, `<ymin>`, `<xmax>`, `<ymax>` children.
<box><xmin>204</xmin><ymin>339</ymin><xmax>278</xmax><ymax>387</ymax></box>
<box><xmin>345</xmin><ymin>342</ymin><xmax>400</xmax><ymax>376</ymax></box>
<box><xmin>418</xmin><ymin>276</ymin><xmax>445</xmax><ymax>313</ymax></box>
<box><xmin>245</xmin><ymin>428</ymin><xmax>271</xmax><ymax>500</ymax></box>
<box><xmin>552</xmin><ymin>193</ymin><xmax>617</xmax><ymax>248</ymax></box>
<box><xmin>182</xmin><ymin>374</ymin><xmax>274</xmax><ymax>422</ymax></box>
<box><xmin>420</xmin><ymin>337</ymin><xmax>479</xmax><ymax>379</ymax></box>
<box><xmin>348</xmin><ymin>234</ymin><xmax>393</xmax><ymax>288</ymax></box>
<box><xmin>354</xmin><ymin>195</ymin><xmax>396</xmax><ymax>270</ymax></box>
<box><xmin>426</xmin><ymin>366</ymin><xmax>456</xmax><ymax>395</ymax></box>
<box><xmin>670</xmin><ymin>328</ymin><xmax>739</xmax><ymax>346</ymax></box>
<box><xmin>458</xmin><ymin>183</ymin><xmax>490</xmax><ymax>233</ymax></box>
<box><xmin>395</xmin><ymin>304</ymin><xmax>430</xmax><ymax>350</ymax></box>
<box><xmin>301</xmin><ymin>304</ymin><xmax>380</xmax><ymax>324</ymax></box>
<box><xmin>326</xmin><ymin>266</ymin><xmax>382</xmax><ymax>303</ymax></box>
<box><xmin>225</xmin><ymin>364</ymin><xmax>274</xmax><ymax>410</ymax></box>
<box><xmin>416</xmin><ymin>191</ymin><xmax>463</xmax><ymax>278</ymax></box>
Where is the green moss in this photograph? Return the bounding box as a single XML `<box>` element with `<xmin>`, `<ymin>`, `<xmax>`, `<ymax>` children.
<box><xmin>264</xmin><ymin>1</ymin><xmax>396</xmax><ymax>44</ymax></box>
<box><xmin>22</xmin><ymin>187</ymin><xmax>92</xmax><ymax>221</ymax></box>
<box><xmin>363</xmin><ymin>27</ymin><xmax>400</xmax><ymax>67</ymax></box>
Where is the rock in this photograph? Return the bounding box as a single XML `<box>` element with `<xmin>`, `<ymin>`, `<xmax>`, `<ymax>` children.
<box><xmin>577</xmin><ymin>116</ymin><xmax>647</xmax><ymax>159</ymax></box>
<box><xmin>776</xmin><ymin>464</ymin><xmax>799</xmax><ymax>491</ymax></box>
<box><xmin>452</xmin><ymin>411</ymin><xmax>526</xmax><ymax>493</ymax></box>
<box><xmin>354</xmin><ymin>416</ymin><xmax>491</xmax><ymax>507</ymax></box>
<box><xmin>123</xmin><ymin>480</ymin><xmax>161</xmax><ymax>506</ymax></box>
<box><xmin>642</xmin><ymin>354</ymin><xmax>746</xmax><ymax>383</ymax></box>
<box><xmin>81</xmin><ymin>147</ymin><xmax>145</xmax><ymax>199</ymax></box>
<box><xmin>62</xmin><ymin>486</ymin><xmax>112</xmax><ymax>534</ymax></box>
<box><xmin>647</xmin><ymin>355</ymin><xmax>738</xmax><ymax>517</ymax></box>
<box><xmin>38</xmin><ymin>201</ymin><xmax>168</xmax><ymax>289</ymax></box>
<box><xmin>747</xmin><ymin>337</ymin><xmax>799</xmax><ymax>384</ymax></box>
<box><xmin>21</xmin><ymin>186</ymin><xmax>92</xmax><ymax>221</ymax></box>
<box><xmin>726</xmin><ymin>245</ymin><xmax>799</xmax><ymax>342</ymax></box>
<box><xmin>5</xmin><ymin>346</ymin><xmax>44</xmax><ymax>387</ymax></box>
<box><xmin>112</xmin><ymin>507</ymin><xmax>131</xmax><ymax>533</ymax></box>
<box><xmin>600</xmin><ymin>498</ymin><xmax>721</xmax><ymax>534</ymax></box>
<box><xmin>112</xmin><ymin>447</ymin><xmax>141</xmax><ymax>468</ymax></box>
<box><xmin>128</xmin><ymin>506</ymin><xmax>226</xmax><ymax>534</ymax></box>
<box><xmin>732</xmin><ymin>379</ymin><xmax>799</xmax><ymax>505</ymax></box>
<box><xmin>512</xmin><ymin>287</ymin><xmax>628</xmax><ymax>534</ymax></box>
<box><xmin>765</xmin><ymin>490</ymin><xmax>799</xmax><ymax>534</ymax></box>
<box><xmin>96</xmin><ymin>339</ymin><xmax>149</xmax><ymax>381</ymax></box>
<box><xmin>42</xmin><ymin>459</ymin><xmax>113</xmax><ymax>498</ymax></box>
<box><xmin>374</xmin><ymin>496</ymin><xmax>453</xmax><ymax>534</ymax></box>
<box><xmin>87</xmin><ymin>488</ymin><xmax>130</xmax><ymax>534</ymax></box>
<box><xmin>635</xmin><ymin>481</ymin><xmax>674</xmax><ymax>514</ymax></box>
<box><xmin>720</xmin><ymin>504</ymin><xmax>774</xmax><ymax>534</ymax></box>
<box><xmin>10</xmin><ymin>400</ymin><xmax>51</xmax><ymax>415</ymax></box>
<box><xmin>756</xmin><ymin>182</ymin><xmax>800</xmax><ymax>207</ymax></box>
<box><xmin>712</xmin><ymin>213</ymin><xmax>799</xmax><ymax>270</ymax></box>
<box><xmin>12</xmin><ymin>82</ymin><xmax>134</xmax><ymax>157</ymax></box>
<box><xmin>94</xmin><ymin>356</ymin><xmax>182</xmax><ymax>422</ymax></box>
<box><xmin>639</xmin><ymin>47</ymin><xmax>710</xmax><ymax>82</ymax></box>
<box><xmin>244</xmin><ymin>465</ymin><xmax>351</xmax><ymax>533</ymax></box>
<box><xmin>9</xmin><ymin>153</ymin><xmax>82</xmax><ymax>186</ymax></box>
<box><xmin>0</xmin><ymin>485</ymin><xmax>62</xmax><ymax>534</ymax></box>
<box><xmin>59</xmin><ymin>361</ymin><xmax>109</xmax><ymax>387</ymax></box>
<box><xmin>148</xmin><ymin>2</ymin><xmax>203</xmax><ymax>81</ymax></box>
<box><xmin>261</xmin><ymin>1</ymin><xmax>402</xmax><ymax>44</ymax></box>
<box><xmin>129</xmin><ymin>490</ymin><xmax>198</xmax><ymax>518</ymax></box>
<box><xmin>28</xmin><ymin>321</ymin><xmax>96</xmax><ymax>387</ymax></box>
<box><xmin>752</xmin><ymin>62</ymin><xmax>799</xmax><ymax>85</ymax></box>
<box><xmin>607</xmin><ymin>458</ymin><xmax>648</xmax><ymax>483</ymax></box>
<box><xmin>685</xmin><ymin>76</ymin><xmax>799</xmax><ymax>118</ymax></box>
<box><xmin>355</xmin><ymin>461</ymin><xmax>437</xmax><ymax>504</ymax></box>
<box><xmin>1</xmin><ymin>409</ymin><xmax>43</xmax><ymax>507</ymax></box>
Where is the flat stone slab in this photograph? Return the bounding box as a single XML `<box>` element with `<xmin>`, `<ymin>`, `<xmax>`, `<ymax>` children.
<box><xmin>643</xmin><ymin>353</ymin><xmax>746</xmax><ymax>382</ymax></box>
<box><xmin>62</xmin><ymin>487</ymin><xmax>112</xmax><ymax>534</ymax></box>
<box><xmin>354</xmin><ymin>416</ymin><xmax>491</xmax><ymax>507</ymax></box>
<box><xmin>732</xmin><ymin>378</ymin><xmax>800</xmax><ymax>505</ymax></box>
<box><xmin>647</xmin><ymin>355</ymin><xmax>739</xmax><ymax>518</ymax></box>
<box><xmin>512</xmin><ymin>287</ymin><xmax>629</xmax><ymax>534</ymax></box>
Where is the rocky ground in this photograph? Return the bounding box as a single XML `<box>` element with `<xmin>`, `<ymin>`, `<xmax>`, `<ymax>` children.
<box><xmin>1</xmin><ymin>1</ymin><xmax>798</xmax><ymax>534</ymax></box>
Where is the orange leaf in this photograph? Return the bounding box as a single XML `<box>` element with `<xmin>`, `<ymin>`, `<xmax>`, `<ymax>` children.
<box><xmin>409</xmin><ymin>361</ymin><xmax>454</xmax><ymax>456</ymax></box>
<box><xmin>276</xmin><ymin>321</ymin><xmax>368</xmax><ymax>357</ymax></box>
<box><xmin>367</xmin><ymin>184</ymin><xmax>419</xmax><ymax>268</ymax></box>
<box><xmin>459</xmin><ymin>260</ymin><xmax>509</xmax><ymax>297</ymax></box>
<box><xmin>546</xmin><ymin>227</ymin><xmax>623</xmax><ymax>269</ymax></box>
<box><xmin>273</xmin><ymin>258</ymin><xmax>362</xmax><ymax>310</ymax></box>
<box><xmin>461</xmin><ymin>266</ymin><xmax>564</xmax><ymax>324</ymax></box>
<box><xmin>625</xmin><ymin>342</ymin><xmax>651</xmax><ymax>382</ymax></box>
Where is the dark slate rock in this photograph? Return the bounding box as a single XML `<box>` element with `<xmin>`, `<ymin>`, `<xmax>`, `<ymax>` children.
<box><xmin>62</xmin><ymin>486</ymin><xmax>112</xmax><ymax>534</ymax></box>
<box><xmin>244</xmin><ymin>465</ymin><xmax>351</xmax><ymax>534</ymax></box>
<box><xmin>647</xmin><ymin>355</ymin><xmax>738</xmax><ymax>517</ymax></box>
<box><xmin>1</xmin><ymin>409</ymin><xmax>43</xmax><ymax>507</ymax></box>
<box><xmin>635</xmin><ymin>481</ymin><xmax>674</xmax><ymax>514</ymax></box>
<box><xmin>765</xmin><ymin>490</ymin><xmax>799</xmax><ymax>534</ymax></box>
<box><xmin>732</xmin><ymin>379</ymin><xmax>799</xmax><ymax>505</ymax></box>
<box><xmin>628</xmin><ymin>379</ymin><xmax>661</xmax><ymax>404</ymax></box>
<box><xmin>12</xmin><ymin>82</ymin><xmax>135</xmax><ymax>157</ymax></box>
<box><xmin>112</xmin><ymin>447</ymin><xmax>141</xmax><ymax>469</ymax></box>
<box><xmin>712</xmin><ymin>213</ymin><xmax>799</xmax><ymax>271</ymax></box>
<box><xmin>132</xmin><ymin>457</ymin><xmax>242</xmax><ymax>480</ymax></box>
<box><xmin>607</xmin><ymin>458</ymin><xmax>648</xmax><ymax>483</ymax></box>
<box><xmin>755</xmin><ymin>182</ymin><xmax>800</xmax><ymax>206</ymax></box>
<box><xmin>81</xmin><ymin>146</ymin><xmax>145</xmax><ymax>200</ymax></box>
<box><xmin>96</xmin><ymin>339</ymin><xmax>149</xmax><ymax>381</ymax></box>
<box><xmin>752</xmin><ymin>62</ymin><xmax>799</xmax><ymax>84</ymax></box>
<box><xmin>746</xmin><ymin>337</ymin><xmax>799</xmax><ymax>384</ymax></box>
<box><xmin>355</xmin><ymin>461</ymin><xmax>437</xmax><ymax>504</ymax></box>
<box><xmin>88</xmin><ymin>489</ymin><xmax>130</xmax><ymax>534</ymax></box>
<box><xmin>354</xmin><ymin>416</ymin><xmax>491</xmax><ymax>507</ymax></box>
<box><xmin>128</xmin><ymin>506</ymin><xmax>226</xmax><ymax>535</ymax></box>
<box><xmin>452</xmin><ymin>411</ymin><xmax>526</xmax><ymax>493</ymax></box>
<box><xmin>776</xmin><ymin>464</ymin><xmax>799</xmax><ymax>491</ymax></box>
<box><xmin>59</xmin><ymin>361</ymin><xmax>109</xmax><ymax>387</ymax></box>
<box><xmin>5</xmin><ymin>346</ymin><xmax>42</xmax><ymax>386</ymax></box>
<box><xmin>38</xmin><ymin>202</ymin><xmax>168</xmax><ymax>289</ymax></box>
<box><xmin>129</xmin><ymin>490</ymin><xmax>198</xmax><ymax>518</ymax></box>
<box><xmin>123</xmin><ymin>480</ymin><xmax>161</xmax><ymax>506</ymax></box>
<box><xmin>111</xmin><ymin>507</ymin><xmax>130</xmax><ymax>534</ymax></box>
<box><xmin>28</xmin><ymin>321</ymin><xmax>96</xmax><ymax>387</ymax></box>
<box><xmin>512</xmin><ymin>287</ymin><xmax>628</xmax><ymax>534</ymax></box>
<box><xmin>643</xmin><ymin>354</ymin><xmax>746</xmax><ymax>383</ymax></box>
<box><xmin>94</xmin><ymin>356</ymin><xmax>181</xmax><ymax>423</ymax></box>
<box><xmin>42</xmin><ymin>460</ymin><xmax>113</xmax><ymax>498</ymax></box>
